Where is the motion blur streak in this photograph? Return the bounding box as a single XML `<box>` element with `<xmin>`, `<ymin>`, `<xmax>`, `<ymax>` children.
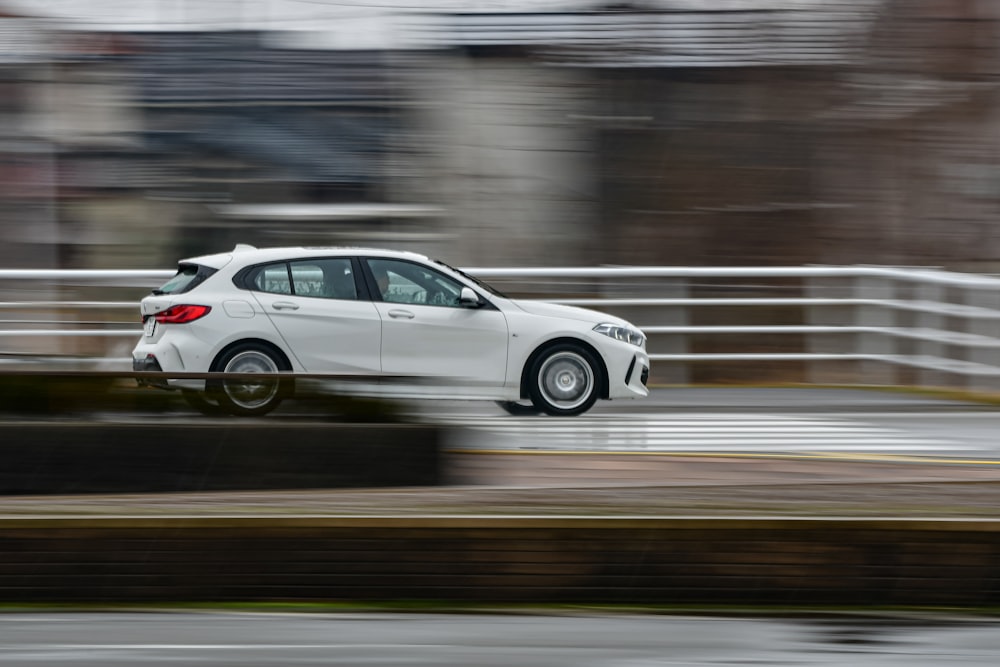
<box><xmin>0</xmin><ymin>0</ymin><xmax>996</xmax><ymax>272</ymax></box>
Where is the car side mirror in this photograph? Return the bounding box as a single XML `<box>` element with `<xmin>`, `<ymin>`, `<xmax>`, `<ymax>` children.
<box><xmin>459</xmin><ymin>287</ymin><xmax>482</xmax><ymax>308</ymax></box>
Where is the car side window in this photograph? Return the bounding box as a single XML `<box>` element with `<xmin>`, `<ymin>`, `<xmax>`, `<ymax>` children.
<box><xmin>251</xmin><ymin>263</ymin><xmax>292</xmax><ymax>295</ymax></box>
<box><xmin>289</xmin><ymin>259</ymin><xmax>357</xmax><ymax>300</ymax></box>
<box><xmin>366</xmin><ymin>258</ymin><xmax>465</xmax><ymax>308</ymax></box>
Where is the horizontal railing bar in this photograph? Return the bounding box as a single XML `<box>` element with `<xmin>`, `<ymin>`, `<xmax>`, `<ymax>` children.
<box><xmin>641</xmin><ymin>326</ymin><xmax>1000</xmax><ymax>347</ymax></box>
<box><xmin>649</xmin><ymin>352</ymin><xmax>1000</xmax><ymax>376</ymax></box>
<box><xmin>471</xmin><ymin>266</ymin><xmax>876</xmax><ymax>278</ymax></box>
<box><xmin>552</xmin><ymin>297</ymin><xmax>851</xmax><ymax>306</ymax></box>
<box><xmin>649</xmin><ymin>353</ymin><xmax>869</xmax><ymax>362</ymax></box>
<box><xmin>5</xmin><ymin>297</ymin><xmax>1000</xmax><ymax>321</ymax></box>
<box><xmin>0</xmin><ymin>264</ymin><xmax>998</xmax><ymax>289</ymax></box>
<box><xmin>0</xmin><ymin>330</ymin><xmax>140</xmax><ymax>337</ymax></box>
<box><xmin>0</xmin><ymin>270</ymin><xmax>172</xmax><ymax>281</ymax></box>
<box><xmin>472</xmin><ymin>265</ymin><xmax>1000</xmax><ymax>289</ymax></box>
<box><xmin>0</xmin><ymin>302</ymin><xmax>139</xmax><ymax>309</ymax></box>
<box><xmin>0</xmin><ymin>320</ymin><xmax>137</xmax><ymax>326</ymax></box>
<box><xmin>558</xmin><ymin>297</ymin><xmax>1000</xmax><ymax>319</ymax></box>
<box><xmin>641</xmin><ymin>325</ymin><xmax>858</xmax><ymax>334</ymax></box>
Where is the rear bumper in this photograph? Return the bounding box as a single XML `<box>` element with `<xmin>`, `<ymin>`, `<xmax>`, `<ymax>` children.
<box><xmin>133</xmin><ymin>354</ymin><xmax>170</xmax><ymax>389</ymax></box>
<box><xmin>133</xmin><ymin>338</ymin><xmax>206</xmax><ymax>391</ymax></box>
<box><xmin>132</xmin><ymin>352</ymin><xmax>205</xmax><ymax>391</ymax></box>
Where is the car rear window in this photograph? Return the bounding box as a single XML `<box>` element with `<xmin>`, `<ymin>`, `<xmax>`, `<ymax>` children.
<box><xmin>153</xmin><ymin>263</ymin><xmax>217</xmax><ymax>295</ymax></box>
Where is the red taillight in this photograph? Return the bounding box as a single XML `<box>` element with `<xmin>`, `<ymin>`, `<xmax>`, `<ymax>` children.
<box><xmin>153</xmin><ymin>304</ymin><xmax>212</xmax><ymax>324</ymax></box>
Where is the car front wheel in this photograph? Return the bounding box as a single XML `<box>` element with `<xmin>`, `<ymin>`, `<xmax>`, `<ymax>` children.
<box><xmin>210</xmin><ymin>343</ymin><xmax>290</xmax><ymax>416</ymax></box>
<box><xmin>527</xmin><ymin>344</ymin><xmax>600</xmax><ymax>416</ymax></box>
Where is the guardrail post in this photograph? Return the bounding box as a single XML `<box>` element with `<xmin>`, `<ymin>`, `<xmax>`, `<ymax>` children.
<box><xmin>915</xmin><ymin>282</ymin><xmax>950</xmax><ymax>390</ymax></box>
<box><xmin>966</xmin><ymin>288</ymin><xmax>1000</xmax><ymax>394</ymax></box>
<box><xmin>806</xmin><ymin>275</ymin><xmax>851</xmax><ymax>384</ymax></box>
<box><xmin>657</xmin><ymin>278</ymin><xmax>690</xmax><ymax>385</ymax></box>
<box><xmin>854</xmin><ymin>276</ymin><xmax>897</xmax><ymax>386</ymax></box>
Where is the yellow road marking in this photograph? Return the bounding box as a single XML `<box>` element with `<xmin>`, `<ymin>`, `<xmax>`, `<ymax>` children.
<box><xmin>448</xmin><ymin>449</ymin><xmax>1000</xmax><ymax>465</ymax></box>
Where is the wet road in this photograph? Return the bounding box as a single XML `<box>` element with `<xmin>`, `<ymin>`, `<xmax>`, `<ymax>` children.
<box><xmin>98</xmin><ymin>386</ymin><xmax>1000</xmax><ymax>461</ymax></box>
<box><xmin>2</xmin><ymin>611</ymin><xmax>999</xmax><ymax>666</ymax></box>
<box><xmin>431</xmin><ymin>388</ymin><xmax>1000</xmax><ymax>461</ymax></box>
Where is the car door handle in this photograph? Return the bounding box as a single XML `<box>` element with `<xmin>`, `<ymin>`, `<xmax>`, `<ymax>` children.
<box><xmin>272</xmin><ymin>301</ymin><xmax>300</xmax><ymax>311</ymax></box>
<box><xmin>388</xmin><ymin>309</ymin><xmax>415</xmax><ymax>319</ymax></box>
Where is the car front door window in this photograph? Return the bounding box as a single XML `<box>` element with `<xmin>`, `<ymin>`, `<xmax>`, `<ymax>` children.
<box><xmin>366</xmin><ymin>258</ymin><xmax>464</xmax><ymax>307</ymax></box>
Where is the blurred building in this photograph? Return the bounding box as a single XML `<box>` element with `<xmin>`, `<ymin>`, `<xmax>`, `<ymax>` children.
<box><xmin>415</xmin><ymin>0</ymin><xmax>1000</xmax><ymax>269</ymax></box>
<box><xmin>1</xmin><ymin>1</ymin><xmax>999</xmax><ymax>270</ymax></box>
<box><xmin>0</xmin><ymin>9</ymin><xmax>60</xmax><ymax>269</ymax></box>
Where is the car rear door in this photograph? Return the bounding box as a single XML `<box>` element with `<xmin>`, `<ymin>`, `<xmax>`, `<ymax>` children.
<box><xmin>248</xmin><ymin>257</ymin><xmax>381</xmax><ymax>374</ymax></box>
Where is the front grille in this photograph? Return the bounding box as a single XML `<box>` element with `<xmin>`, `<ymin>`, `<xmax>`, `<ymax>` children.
<box><xmin>640</xmin><ymin>366</ymin><xmax>649</xmax><ymax>387</ymax></box>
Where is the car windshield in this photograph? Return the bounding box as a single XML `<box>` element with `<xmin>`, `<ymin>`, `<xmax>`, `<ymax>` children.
<box><xmin>153</xmin><ymin>263</ymin><xmax>217</xmax><ymax>295</ymax></box>
<box><xmin>432</xmin><ymin>259</ymin><xmax>508</xmax><ymax>298</ymax></box>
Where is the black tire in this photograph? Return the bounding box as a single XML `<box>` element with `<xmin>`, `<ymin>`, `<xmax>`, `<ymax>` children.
<box><xmin>527</xmin><ymin>343</ymin><xmax>601</xmax><ymax>416</ymax></box>
<box><xmin>495</xmin><ymin>400</ymin><xmax>541</xmax><ymax>416</ymax></box>
<box><xmin>210</xmin><ymin>342</ymin><xmax>291</xmax><ymax>416</ymax></box>
<box><xmin>181</xmin><ymin>389</ymin><xmax>228</xmax><ymax>416</ymax></box>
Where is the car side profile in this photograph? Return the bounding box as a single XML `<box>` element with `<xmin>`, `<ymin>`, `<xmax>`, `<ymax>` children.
<box><xmin>132</xmin><ymin>245</ymin><xmax>650</xmax><ymax>416</ymax></box>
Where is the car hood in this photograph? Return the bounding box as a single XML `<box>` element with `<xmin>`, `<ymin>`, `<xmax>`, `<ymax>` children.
<box><xmin>511</xmin><ymin>299</ymin><xmax>631</xmax><ymax>327</ymax></box>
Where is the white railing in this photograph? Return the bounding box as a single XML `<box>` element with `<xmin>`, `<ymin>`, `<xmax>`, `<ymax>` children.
<box><xmin>3</xmin><ymin>265</ymin><xmax>1000</xmax><ymax>391</ymax></box>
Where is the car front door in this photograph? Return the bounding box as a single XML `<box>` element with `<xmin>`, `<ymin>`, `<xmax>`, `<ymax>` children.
<box><xmin>363</xmin><ymin>257</ymin><xmax>509</xmax><ymax>389</ymax></box>
<box><xmin>248</xmin><ymin>257</ymin><xmax>382</xmax><ymax>373</ymax></box>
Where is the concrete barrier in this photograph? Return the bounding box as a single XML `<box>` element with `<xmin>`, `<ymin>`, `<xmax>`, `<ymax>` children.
<box><xmin>1</xmin><ymin>516</ymin><xmax>997</xmax><ymax>606</ymax></box>
<box><xmin>0</xmin><ymin>423</ymin><xmax>442</xmax><ymax>494</ymax></box>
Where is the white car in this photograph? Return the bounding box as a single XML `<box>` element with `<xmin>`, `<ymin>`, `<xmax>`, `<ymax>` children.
<box><xmin>132</xmin><ymin>244</ymin><xmax>650</xmax><ymax>416</ymax></box>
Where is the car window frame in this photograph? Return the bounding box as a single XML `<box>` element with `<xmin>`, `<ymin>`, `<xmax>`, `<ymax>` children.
<box><xmin>287</xmin><ymin>257</ymin><xmax>361</xmax><ymax>301</ymax></box>
<box><xmin>360</xmin><ymin>257</ymin><xmax>496</xmax><ymax>310</ymax></box>
<box><xmin>153</xmin><ymin>262</ymin><xmax>218</xmax><ymax>296</ymax></box>
<box><xmin>235</xmin><ymin>256</ymin><xmax>372</xmax><ymax>301</ymax></box>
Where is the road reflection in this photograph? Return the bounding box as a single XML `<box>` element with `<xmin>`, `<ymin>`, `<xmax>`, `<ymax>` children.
<box><xmin>1</xmin><ymin>612</ymin><xmax>997</xmax><ymax>667</ymax></box>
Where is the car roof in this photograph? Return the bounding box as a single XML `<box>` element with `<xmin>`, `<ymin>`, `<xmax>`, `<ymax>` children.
<box><xmin>180</xmin><ymin>244</ymin><xmax>431</xmax><ymax>270</ymax></box>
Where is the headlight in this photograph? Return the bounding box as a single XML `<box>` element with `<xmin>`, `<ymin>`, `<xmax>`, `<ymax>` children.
<box><xmin>593</xmin><ymin>322</ymin><xmax>646</xmax><ymax>348</ymax></box>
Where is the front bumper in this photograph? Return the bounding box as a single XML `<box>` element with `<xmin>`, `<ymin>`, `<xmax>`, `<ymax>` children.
<box><xmin>603</xmin><ymin>343</ymin><xmax>649</xmax><ymax>400</ymax></box>
<box><xmin>625</xmin><ymin>355</ymin><xmax>649</xmax><ymax>389</ymax></box>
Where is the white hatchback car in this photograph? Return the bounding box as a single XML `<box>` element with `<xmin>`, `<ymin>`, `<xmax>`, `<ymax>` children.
<box><xmin>132</xmin><ymin>245</ymin><xmax>649</xmax><ymax>416</ymax></box>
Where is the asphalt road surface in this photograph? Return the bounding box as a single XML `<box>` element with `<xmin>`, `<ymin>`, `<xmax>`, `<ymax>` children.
<box><xmin>431</xmin><ymin>388</ymin><xmax>1000</xmax><ymax>461</ymax></box>
<box><xmin>105</xmin><ymin>386</ymin><xmax>1000</xmax><ymax>461</ymax></box>
<box><xmin>2</xmin><ymin>612</ymin><xmax>1000</xmax><ymax>667</ymax></box>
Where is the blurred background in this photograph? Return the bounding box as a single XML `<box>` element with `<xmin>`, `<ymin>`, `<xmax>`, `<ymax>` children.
<box><xmin>1</xmin><ymin>0</ymin><xmax>998</xmax><ymax>272</ymax></box>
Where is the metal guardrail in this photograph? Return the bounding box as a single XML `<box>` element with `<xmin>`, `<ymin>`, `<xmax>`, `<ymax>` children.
<box><xmin>3</xmin><ymin>265</ymin><xmax>1000</xmax><ymax>391</ymax></box>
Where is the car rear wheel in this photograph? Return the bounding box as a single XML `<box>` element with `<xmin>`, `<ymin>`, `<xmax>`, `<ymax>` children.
<box><xmin>495</xmin><ymin>400</ymin><xmax>541</xmax><ymax>416</ymax></box>
<box><xmin>210</xmin><ymin>343</ymin><xmax>290</xmax><ymax>416</ymax></box>
<box><xmin>181</xmin><ymin>389</ymin><xmax>228</xmax><ymax>416</ymax></box>
<box><xmin>527</xmin><ymin>343</ymin><xmax>600</xmax><ymax>416</ymax></box>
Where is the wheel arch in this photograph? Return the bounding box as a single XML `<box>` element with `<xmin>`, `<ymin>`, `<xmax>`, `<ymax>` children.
<box><xmin>209</xmin><ymin>337</ymin><xmax>293</xmax><ymax>373</ymax></box>
<box><xmin>519</xmin><ymin>337</ymin><xmax>609</xmax><ymax>401</ymax></box>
